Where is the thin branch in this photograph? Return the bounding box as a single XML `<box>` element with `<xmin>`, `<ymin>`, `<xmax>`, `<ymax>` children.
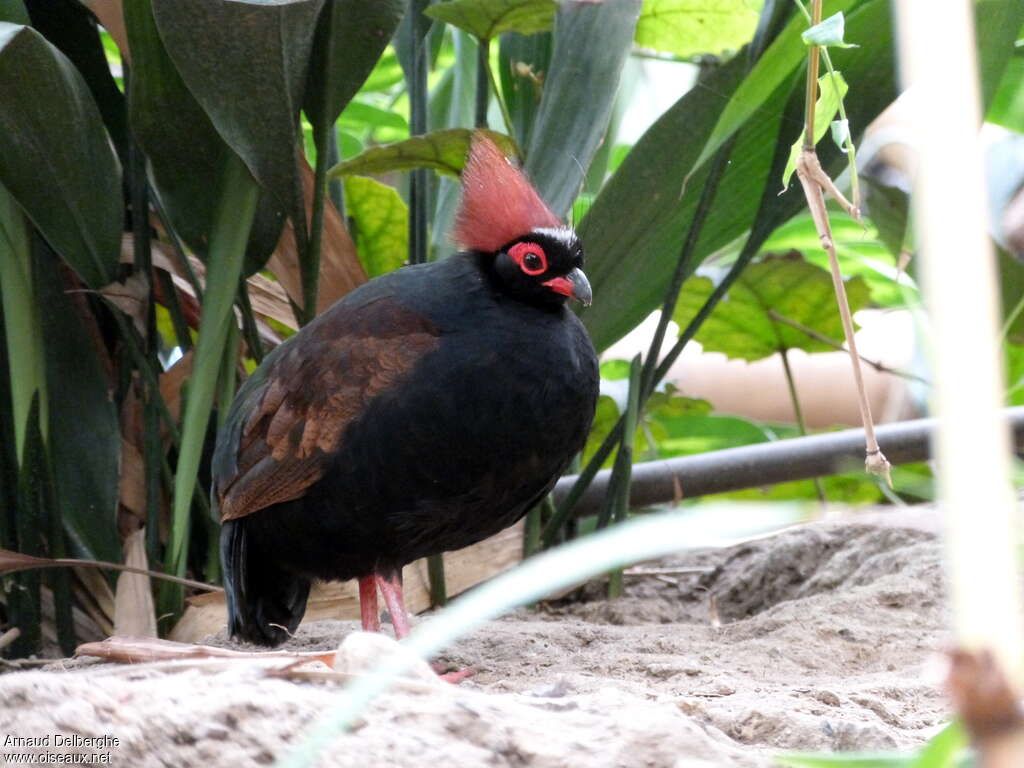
<box><xmin>767</xmin><ymin>309</ymin><xmax>930</xmax><ymax>383</ymax></box>
<box><xmin>779</xmin><ymin>348</ymin><xmax>826</xmax><ymax>502</ymax></box>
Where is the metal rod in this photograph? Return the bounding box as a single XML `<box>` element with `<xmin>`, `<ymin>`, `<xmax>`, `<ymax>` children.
<box><xmin>552</xmin><ymin>407</ymin><xmax>1024</xmax><ymax>515</ymax></box>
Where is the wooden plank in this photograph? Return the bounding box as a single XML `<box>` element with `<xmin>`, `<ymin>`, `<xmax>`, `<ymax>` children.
<box><xmin>169</xmin><ymin>521</ymin><xmax>525</xmax><ymax>643</ymax></box>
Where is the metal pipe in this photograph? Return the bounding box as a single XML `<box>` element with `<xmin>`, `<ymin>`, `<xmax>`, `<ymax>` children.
<box><xmin>553</xmin><ymin>407</ymin><xmax>1024</xmax><ymax>514</ymax></box>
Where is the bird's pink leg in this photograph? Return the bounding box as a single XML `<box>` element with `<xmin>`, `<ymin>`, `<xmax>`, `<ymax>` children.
<box><xmin>374</xmin><ymin>571</ymin><xmax>474</xmax><ymax>683</ymax></box>
<box><xmin>374</xmin><ymin>571</ymin><xmax>412</xmax><ymax>639</ymax></box>
<box><xmin>358</xmin><ymin>575</ymin><xmax>380</xmax><ymax>633</ymax></box>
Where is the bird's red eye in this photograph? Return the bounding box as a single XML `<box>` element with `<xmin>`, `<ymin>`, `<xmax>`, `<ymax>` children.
<box><xmin>508</xmin><ymin>242</ymin><xmax>548</xmax><ymax>275</ymax></box>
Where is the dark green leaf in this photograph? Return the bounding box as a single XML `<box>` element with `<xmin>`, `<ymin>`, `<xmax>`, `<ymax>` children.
<box><xmin>673</xmin><ymin>257</ymin><xmax>870</xmax><ymax>361</ymax></box>
<box><xmin>425</xmin><ymin>0</ymin><xmax>556</xmax><ymax>41</ymax></box>
<box><xmin>344</xmin><ymin>176</ymin><xmax>409</xmax><ymax>277</ymax></box>
<box><xmin>304</xmin><ymin>0</ymin><xmax>406</xmax><ymax>132</ymax></box>
<box><xmin>801</xmin><ymin>11</ymin><xmax>856</xmax><ymax>48</ymax></box>
<box><xmin>328</xmin><ymin>128</ymin><xmax>518</xmax><ymax>177</ymax></box>
<box><xmin>524</xmin><ymin>0</ymin><xmax>641</xmax><ymax>217</ymax></box>
<box><xmin>152</xmin><ymin>0</ymin><xmax>323</xmax><ymax>242</ymax></box>
<box><xmin>0</xmin><ymin>0</ymin><xmax>28</xmax><ymax>25</ymax></box>
<box><xmin>11</xmin><ymin>394</ymin><xmax>45</xmax><ymax>656</ymax></box>
<box><xmin>25</xmin><ymin>0</ymin><xmax>129</xmax><ymax>159</ymax></box>
<box><xmin>635</xmin><ymin>0</ymin><xmax>759</xmax><ymax>58</ymax></box>
<box><xmin>341</xmin><ymin>100</ymin><xmax>410</xmax><ymax>132</ymax></box>
<box><xmin>36</xmin><ymin>246</ymin><xmax>121</xmax><ymax>565</ymax></box>
<box><xmin>580</xmin><ymin>0</ymin><xmax>897</xmax><ymax>352</ymax></box>
<box><xmin>1000</xmin><ymin>246</ymin><xmax>1024</xmax><ymax>344</ymax></box>
<box><xmin>860</xmin><ymin>175</ymin><xmax>911</xmax><ymax>261</ymax></box>
<box><xmin>0</xmin><ymin>23</ymin><xmax>120</xmax><ymax>288</ymax></box>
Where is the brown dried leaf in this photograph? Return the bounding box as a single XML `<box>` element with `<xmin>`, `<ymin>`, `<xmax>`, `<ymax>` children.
<box><xmin>0</xmin><ymin>548</ymin><xmax>49</xmax><ymax>574</ymax></box>
<box><xmin>98</xmin><ymin>273</ymin><xmax>149</xmax><ymax>335</ymax></box>
<box><xmin>247</xmin><ymin>273</ymin><xmax>298</xmax><ymax>332</ymax></box>
<box><xmin>267</xmin><ymin>157</ymin><xmax>366</xmax><ymax>316</ymax></box>
<box><xmin>113</xmin><ymin>529</ymin><xmax>158</xmax><ymax>637</ymax></box>
<box><xmin>159</xmin><ymin>351</ymin><xmax>193</xmax><ymax>426</ymax></box>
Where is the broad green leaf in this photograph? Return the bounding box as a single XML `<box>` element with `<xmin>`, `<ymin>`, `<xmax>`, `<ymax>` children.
<box><xmin>782</xmin><ymin>71</ymin><xmax>849</xmax><ymax>186</ymax></box>
<box><xmin>580</xmin><ymin>0</ymin><xmax>897</xmax><ymax>352</ymax></box>
<box><xmin>11</xmin><ymin>394</ymin><xmax>45</xmax><ymax>656</ymax></box>
<box><xmin>801</xmin><ymin>11</ymin><xmax>856</xmax><ymax>48</ymax></box>
<box><xmin>125</xmin><ymin>0</ymin><xmax>284</xmax><ymax>272</ymax></box>
<box><xmin>35</xmin><ymin>246</ymin><xmax>121</xmax><ymax>566</ymax></box>
<box><xmin>685</xmin><ymin>0</ymin><xmax>861</xmax><ymax>184</ymax></box>
<box><xmin>362</xmin><ymin>48</ymin><xmax>405</xmax><ymax>92</ymax></box>
<box><xmin>153</xmin><ymin>0</ymin><xmax>323</xmax><ymax>242</ymax></box>
<box><xmin>328</xmin><ymin>128</ymin><xmax>518</xmax><ymax>178</ymax></box>
<box><xmin>304</xmin><ymin>0</ymin><xmax>405</xmax><ymax>132</ymax></box>
<box><xmin>525</xmin><ymin>0</ymin><xmax>641</xmax><ymax>217</ymax></box>
<box><xmin>635</xmin><ymin>0</ymin><xmax>760</xmax><ymax>59</ymax></box>
<box><xmin>0</xmin><ymin>0</ymin><xmax>28</xmax><ymax>23</ymax></box>
<box><xmin>344</xmin><ymin>176</ymin><xmax>408</xmax><ymax>277</ymax></box>
<box><xmin>860</xmin><ymin>175</ymin><xmax>912</xmax><ymax>262</ymax></box>
<box><xmin>21</xmin><ymin>0</ymin><xmax>129</xmax><ymax>159</ymax></box>
<box><xmin>672</xmin><ymin>257</ymin><xmax>870</xmax><ymax>361</ymax></box>
<box><xmin>0</xmin><ymin>24</ymin><xmax>120</xmax><ymax>289</ymax></box>
<box><xmin>760</xmin><ymin>209</ymin><xmax>914</xmax><ymax>307</ymax></box>
<box><xmin>1007</xmin><ymin>341</ymin><xmax>1024</xmax><ymax>406</ymax></box>
<box><xmin>600</xmin><ymin>359</ymin><xmax>632</xmax><ymax>380</ymax></box>
<box><xmin>424</xmin><ymin>0</ymin><xmax>556</xmax><ymax>40</ymax></box>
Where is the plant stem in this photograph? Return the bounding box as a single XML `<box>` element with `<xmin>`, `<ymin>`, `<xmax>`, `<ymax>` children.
<box><xmin>475</xmin><ymin>38</ymin><xmax>490</xmax><ymax>128</ymax></box>
<box><xmin>779</xmin><ymin>347</ymin><xmax>826</xmax><ymax>502</ymax></box>
<box><xmin>304</xmin><ymin>122</ymin><xmax>330</xmax><ymax>325</ymax></box>
<box><xmin>802</xmin><ymin>0</ymin><xmax>822</xmax><ymax>149</ymax></box>
<box><xmin>7</xmin><ymin>556</ymin><xmax>222</xmax><ymax>592</ymax></box>
<box><xmin>484</xmin><ymin>46</ymin><xmax>515</xmax><ymax>137</ymax></box>
<box><xmin>167</xmin><ymin>153</ymin><xmax>259</xmax><ymax>596</ymax></box>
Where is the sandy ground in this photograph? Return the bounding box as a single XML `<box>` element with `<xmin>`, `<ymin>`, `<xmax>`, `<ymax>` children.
<box><xmin>0</xmin><ymin>518</ymin><xmax>951</xmax><ymax>767</ymax></box>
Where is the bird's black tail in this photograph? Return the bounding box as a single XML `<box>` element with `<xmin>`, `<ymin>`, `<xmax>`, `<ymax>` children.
<box><xmin>221</xmin><ymin>518</ymin><xmax>310</xmax><ymax>647</ymax></box>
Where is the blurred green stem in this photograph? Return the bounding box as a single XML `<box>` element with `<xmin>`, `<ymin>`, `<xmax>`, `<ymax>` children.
<box><xmin>475</xmin><ymin>38</ymin><xmax>489</xmax><ymax>128</ymax></box>
<box><xmin>0</xmin><ymin>182</ymin><xmax>47</xmax><ymax>462</ymax></box>
<box><xmin>779</xmin><ymin>347</ymin><xmax>826</xmax><ymax>502</ymax></box>
<box><xmin>166</xmin><ymin>153</ymin><xmax>259</xmax><ymax>599</ymax></box>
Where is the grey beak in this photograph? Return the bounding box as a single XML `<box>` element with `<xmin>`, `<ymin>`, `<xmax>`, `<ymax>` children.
<box><xmin>568</xmin><ymin>268</ymin><xmax>592</xmax><ymax>307</ymax></box>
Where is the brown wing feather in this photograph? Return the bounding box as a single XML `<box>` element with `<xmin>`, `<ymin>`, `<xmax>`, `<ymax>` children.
<box><xmin>217</xmin><ymin>297</ymin><xmax>440</xmax><ymax>522</ymax></box>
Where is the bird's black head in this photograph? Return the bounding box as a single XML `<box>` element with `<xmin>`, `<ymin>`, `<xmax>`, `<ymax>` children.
<box><xmin>488</xmin><ymin>226</ymin><xmax>591</xmax><ymax>309</ymax></box>
<box><xmin>454</xmin><ymin>135</ymin><xmax>594</xmax><ymax>311</ymax></box>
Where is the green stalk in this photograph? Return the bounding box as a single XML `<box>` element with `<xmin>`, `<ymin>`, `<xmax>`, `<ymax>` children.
<box><xmin>165</xmin><ymin>153</ymin><xmax>259</xmax><ymax>596</ymax></box>
<box><xmin>475</xmin><ymin>38</ymin><xmax>490</xmax><ymax>128</ymax></box>
<box><xmin>604</xmin><ymin>356</ymin><xmax>640</xmax><ymax>599</ymax></box>
<box><xmin>427</xmin><ymin>553</ymin><xmax>447</xmax><ymax>607</ymax></box>
<box><xmin>236</xmin><ymin>280</ymin><xmax>265</xmax><ymax>364</ymax></box>
<box><xmin>0</xmin><ymin>182</ymin><xmax>47</xmax><ymax>463</ymax></box>
<box><xmin>304</xmin><ymin>121</ymin><xmax>330</xmax><ymax>325</ymax></box>
<box><xmin>779</xmin><ymin>347</ymin><xmax>826</xmax><ymax>502</ymax></box>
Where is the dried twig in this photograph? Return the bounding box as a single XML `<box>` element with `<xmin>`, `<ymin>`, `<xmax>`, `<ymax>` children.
<box><xmin>795</xmin><ymin>0</ymin><xmax>892</xmax><ymax>486</ymax></box>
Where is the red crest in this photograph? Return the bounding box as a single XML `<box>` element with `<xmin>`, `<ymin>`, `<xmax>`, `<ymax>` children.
<box><xmin>453</xmin><ymin>134</ymin><xmax>561</xmax><ymax>253</ymax></box>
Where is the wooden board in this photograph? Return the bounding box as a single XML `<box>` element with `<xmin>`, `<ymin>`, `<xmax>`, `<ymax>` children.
<box><xmin>170</xmin><ymin>521</ymin><xmax>525</xmax><ymax>643</ymax></box>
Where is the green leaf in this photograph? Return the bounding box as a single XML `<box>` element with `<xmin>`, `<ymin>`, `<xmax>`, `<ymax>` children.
<box><xmin>524</xmin><ymin>0</ymin><xmax>642</xmax><ymax>217</ymax></box>
<box><xmin>304</xmin><ymin>0</ymin><xmax>406</xmax><ymax>132</ymax></box>
<box><xmin>0</xmin><ymin>23</ymin><xmax>120</xmax><ymax>289</ymax></box>
<box><xmin>343</xmin><ymin>176</ymin><xmax>409</xmax><ymax>277</ymax></box>
<box><xmin>635</xmin><ymin>0</ymin><xmax>760</xmax><ymax>59</ymax></box>
<box><xmin>35</xmin><ymin>245</ymin><xmax>121</xmax><ymax>566</ymax></box>
<box><xmin>152</xmin><ymin>0</ymin><xmax>323</xmax><ymax>241</ymax></box>
<box><xmin>580</xmin><ymin>0</ymin><xmax>897</xmax><ymax>352</ymax></box>
<box><xmin>340</xmin><ymin>100</ymin><xmax>410</xmax><ymax>133</ymax></box>
<box><xmin>0</xmin><ymin>0</ymin><xmax>28</xmax><ymax>24</ymax></box>
<box><xmin>684</xmin><ymin>0</ymin><xmax>861</xmax><ymax>185</ymax></box>
<box><xmin>424</xmin><ymin>0</ymin><xmax>556</xmax><ymax>41</ymax></box>
<box><xmin>673</xmin><ymin>256</ymin><xmax>870</xmax><ymax>361</ymax></box>
<box><xmin>600</xmin><ymin>359</ymin><xmax>632</xmax><ymax>380</ymax></box>
<box><xmin>801</xmin><ymin>11</ymin><xmax>856</xmax><ymax>48</ymax></box>
<box><xmin>975</xmin><ymin>0</ymin><xmax>1024</xmax><ymax>110</ymax></box>
<box><xmin>782</xmin><ymin>71</ymin><xmax>849</xmax><ymax>187</ymax></box>
<box><xmin>125</xmin><ymin>0</ymin><xmax>284</xmax><ymax>272</ymax></box>
<box><xmin>999</xmin><ymin>246</ymin><xmax>1024</xmax><ymax>344</ymax></box>
<box><xmin>328</xmin><ymin>128</ymin><xmax>519</xmax><ymax>177</ymax></box>
<box><xmin>987</xmin><ymin>54</ymin><xmax>1024</xmax><ymax>133</ymax></box>
<box><xmin>775</xmin><ymin>754</ymin><xmax>913</xmax><ymax>767</ymax></box>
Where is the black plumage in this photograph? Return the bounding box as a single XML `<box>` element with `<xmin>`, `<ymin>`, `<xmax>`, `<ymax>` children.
<box><xmin>213</xmin><ymin>136</ymin><xmax>599</xmax><ymax>647</ymax></box>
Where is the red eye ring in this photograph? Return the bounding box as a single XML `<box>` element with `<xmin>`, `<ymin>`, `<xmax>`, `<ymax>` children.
<box><xmin>508</xmin><ymin>241</ymin><xmax>548</xmax><ymax>275</ymax></box>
